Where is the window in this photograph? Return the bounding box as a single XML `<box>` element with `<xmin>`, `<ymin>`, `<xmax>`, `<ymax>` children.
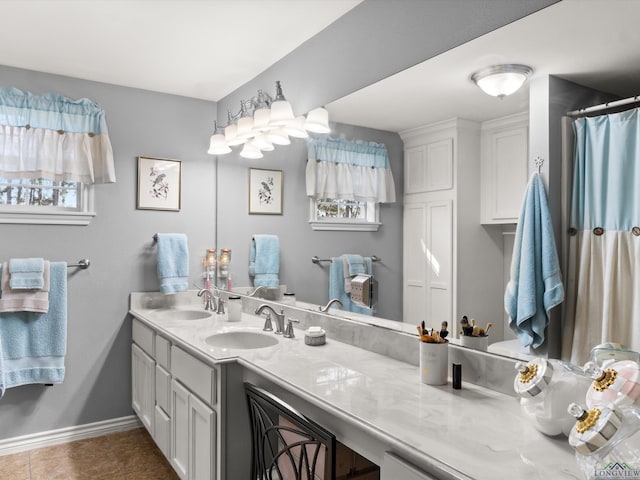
<box><xmin>0</xmin><ymin>177</ymin><xmax>95</xmax><ymax>225</ymax></box>
<box><xmin>309</xmin><ymin>197</ymin><xmax>381</xmax><ymax>231</ymax></box>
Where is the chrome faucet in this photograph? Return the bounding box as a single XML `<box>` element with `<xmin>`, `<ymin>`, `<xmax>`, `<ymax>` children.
<box><xmin>319</xmin><ymin>298</ymin><xmax>343</xmax><ymax>313</ymax></box>
<box><xmin>247</xmin><ymin>285</ymin><xmax>268</xmax><ymax>297</ymax></box>
<box><xmin>255</xmin><ymin>304</ymin><xmax>285</xmax><ymax>334</ymax></box>
<box><xmin>197</xmin><ymin>288</ymin><xmax>216</xmax><ymax>311</ymax></box>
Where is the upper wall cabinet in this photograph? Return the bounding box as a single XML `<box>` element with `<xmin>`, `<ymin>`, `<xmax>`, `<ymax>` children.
<box><xmin>404</xmin><ymin>138</ymin><xmax>453</xmax><ymax>194</ymax></box>
<box><xmin>480</xmin><ymin>112</ymin><xmax>529</xmax><ymax>224</ymax></box>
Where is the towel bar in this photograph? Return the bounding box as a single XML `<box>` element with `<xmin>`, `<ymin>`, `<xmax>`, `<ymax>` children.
<box><xmin>67</xmin><ymin>259</ymin><xmax>90</xmax><ymax>269</ymax></box>
<box><xmin>312</xmin><ymin>255</ymin><xmax>381</xmax><ymax>264</ymax></box>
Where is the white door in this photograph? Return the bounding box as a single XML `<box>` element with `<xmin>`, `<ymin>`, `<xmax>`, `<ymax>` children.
<box><xmin>171</xmin><ymin>379</ymin><xmax>190</xmax><ymax>480</ymax></box>
<box><xmin>131</xmin><ymin>344</ymin><xmax>155</xmax><ymax>435</ymax></box>
<box><xmin>189</xmin><ymin>394</ymin><xmax>216</xmax><ymax>480</ymax></box>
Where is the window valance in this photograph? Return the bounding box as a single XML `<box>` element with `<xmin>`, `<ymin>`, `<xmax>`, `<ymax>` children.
<box><xmin>0</xmin><ymin>87</ymin><xmax>116</xmax><ymax>183</ymax></box>
<box><xmin>306</xmin><ymin>136</ymin><xmax>396</xmax><ymax>203</ymax></box>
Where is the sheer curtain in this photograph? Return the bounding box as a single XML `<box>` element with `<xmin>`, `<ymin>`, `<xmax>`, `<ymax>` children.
<box><xmin>563</xmin><ymin>108</ymin><xmax>640</xmax><ymax>363</ymax></box>
<box><xmin>0</xmin><ymin>87</ymin><xmax>115</xmax><ymax>183</ymax></box>
<box><xmin>306</xmin><ymin>136</ymin><xmax>395</xmax><ymax>203</ymax></box>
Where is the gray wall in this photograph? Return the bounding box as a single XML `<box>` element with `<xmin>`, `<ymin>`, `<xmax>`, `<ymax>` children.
<box><xmin>216</xmin><ymin>122</ymin><xmax>403</xmax><ymax>320</ymax></box>
<box><xmin>0</xmin><ymin>65</ymin><xmax>218</xmax><ymax>440</ymax></box>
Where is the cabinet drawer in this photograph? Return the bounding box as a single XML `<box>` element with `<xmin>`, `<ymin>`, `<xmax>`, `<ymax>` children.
<box><xmin>171</xmin><ymin>346</ymin><xmax>216</xmax><ymax>406</ymax></box>
<box><xmin>132</xmin><ymin>319</ymin><xmax>155</xmax><ymax>358</ymax></box>
<box><xmin>155</xmin><ymin>335</ymin><xmax>171</xmax><ymax>369</ymax></box>
<box><xmin>156</xmin><ymin>365</ymin><xmax>171</xmax><ymax>414</ymax></box>
<box><xmin>154</xmin><ymin>405</ymin><xmax>171</xmax><ymax>460</ymax></box>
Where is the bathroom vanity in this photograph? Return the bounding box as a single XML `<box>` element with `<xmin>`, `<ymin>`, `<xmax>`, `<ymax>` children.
<box><xmin>129</xmin><ymin>290</ymin><xmax>580</xmax><ymax>480</ymax></box>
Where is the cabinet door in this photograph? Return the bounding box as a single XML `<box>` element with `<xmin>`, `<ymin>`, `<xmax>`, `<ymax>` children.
<box><xmin>171</xmin><ymin>379</ymin><xmax>190</xmax><ymax>480</ymax></box>
<box><xmin>481</xmin><ymin>123</ymin><xmax>528</xmax><ymax>223</ymax></box>
<box><xmin>403</xmin><ymin>203</ymin><xmax>427</xmax><ymax>323</ymax></box>
<box><xmin>382</xmin><ymin>452</ymin><xmax>440</xmax><ymax>480</ymax></box>
<box><xmin>189</xmin><ymin>394</ymin><xmax>216</xmax><ymax>480</ymax></box>
<box><xmin>405</xmin><ymin>139</ymin><xmax>453</xmax><ymax>194</ymax></box>
<box><xmin>132</xmin><ymin>344</ymin><xmax>155</xmax><ymax>435</ymax></box>
<box><xmin>425</xmin><ymin>200</ymin><xmax>453</xmax><ymax>325</ymax></box>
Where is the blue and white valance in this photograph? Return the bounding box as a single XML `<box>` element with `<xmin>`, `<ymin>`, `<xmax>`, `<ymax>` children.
<box><xmin>0</xmin><ymin>87</ymin><xmax>115</xmax><ymax>183</ymax></box>
<box><xmin>306</xmin><ymin>136</ymin><xmax>396</xmax><ymax>203</ymax></box>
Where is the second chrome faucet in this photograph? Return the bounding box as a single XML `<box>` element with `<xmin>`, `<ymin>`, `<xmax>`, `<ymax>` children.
<box><xmin>255</xmin><ymin>304</ymin><xmax>285</xmax><ymax>335</ymax></box>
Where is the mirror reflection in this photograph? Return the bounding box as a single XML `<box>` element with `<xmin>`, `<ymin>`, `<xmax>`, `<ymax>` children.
<box><xmin>217</xmin><ymin>1</ymin><xmax>640</xmax><ymax>363</ymax></box>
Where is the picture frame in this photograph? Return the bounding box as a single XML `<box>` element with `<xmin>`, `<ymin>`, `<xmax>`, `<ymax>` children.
<box><xmin>248</xmin><ymin>168</ymin><xmax>283</xmax><ymax>215</ymax></box>
<box><xmin>137</xmin><ymin>156</ymin><xmax>182</xmax><ymax>211</ymax></box>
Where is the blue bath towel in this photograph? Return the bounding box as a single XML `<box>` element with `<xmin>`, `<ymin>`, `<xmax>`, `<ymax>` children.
<box><xmin>0</xmin><ymin>262</ymin><xmax>67</xmax><ymax>398</ymax></box>
<box><xmin>249</xmin><ymin>235</ymin><xmax>279</xmax><ymax>288</ymax></box>
<box><xmin>9</xmin><ymin>257</ymin><xmax>45</xmax><ymax>290</ymax></box>
<box><xmin>156</xmin><ymin>233</ymin><xmax>189</xmax><ymax>294</ymax></box>
<box><xmin>329</xmin><ymin>256</ymin><xmax>372</xmax><ymax>315</ymax></box>
<box><xmin>504</xmin><ymin>173</ymin><xmax>564</xmax><ymax>349</ymax></box>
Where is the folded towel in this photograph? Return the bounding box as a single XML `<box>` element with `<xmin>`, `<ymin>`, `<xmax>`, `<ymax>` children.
<box><xmin>249</xmin><ymin>235</ymin><xmax>279</xmax><ymax>287</ymax></box>
<box><xmin>0</xmin><ymin>262</ymin><xmax>67</xmax><ymax>398</ymax></box>
<box><xmin>342</xmin><ymin>254</ymin><xmax>366</xmax><ymax>293</ymax></box>
<box><xmin>9</xmin><ymin>257</ymin><xmax>45</xmax><ymax>290</ymax></box>
<box><xmin>329</xmin><ymin>257</ymin><xmax>372</xmax><ymax>315</ymax></box>
<box><xmin>504</xmin><ymin>173</ymin><xmax>564</xmax><ymax>349</ymax></box>
<box><xmin>0</xmin><ymin>261</ymin><xmax>50</xmax><ymax>313</ymax></box>
<box><xmin>156</xmin><ymin>233</ymin><xmax>189</xmax><ymax>294</ymax></box>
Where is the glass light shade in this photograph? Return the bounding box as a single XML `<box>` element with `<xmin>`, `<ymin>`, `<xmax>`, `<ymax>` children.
<box><xmin>251</xmin><ymin>134</ymin><xmax>274</xmax><ymax>151</ymax></box>
<box><xmin>239</xmin><ymin>142</ymin><xmax>263</xmax><ymax>159</ymax></box>
<box><xmin>284</xmin><ymin>116</ymin><xmax>309</xmax><ymax>138</ymax></box>
<box><xmin>236</xmin><ymin>115</ymin><xmax>255</xmax><ymax>140</ymax></box>
<box><xmin>267</xmin><ymin>128</ymin><xmax>291</xmax><ymax>145</ymax></box>
<box><xmin>207</xmin><ymin>133</ymin><xmax>231</xmax><ymax>155</ymax></box>
<box><xmin>225</xmin><ymin>123</ymin><xmax>245</xmax><ymax>146</ymax></box>
<box><xmin>252</xmin><ymin>107</ymin><xmax>271</xmax><ymax>133</ymax></box>
<box><xmin>471</xmin><ymin>64</ymin><xmax>532</xmax><ymax>98</ymax></box>
<box><xmin>304</xmin><ymin>107</ymin><xmax>330</xmax><ymax>133</ymax></box>
<box><xmin>269</xmin><ymin>100</ymin><xmax>295</xmax><ymax>126</ymax></box>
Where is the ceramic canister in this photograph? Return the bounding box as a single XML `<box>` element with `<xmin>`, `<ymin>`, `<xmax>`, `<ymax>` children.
<box><xmin>419</xmin><ymin>341</ymin><xmax>449</xmax><ymax>385</ymax></box>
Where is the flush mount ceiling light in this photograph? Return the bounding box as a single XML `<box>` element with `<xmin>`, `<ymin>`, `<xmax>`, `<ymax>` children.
<box><xmin>471</xmin><ymin>64</ymin><xmax>533</xmax><ymax>99</ymax></box>
<box><xmin>207</xmin><ymin>81</ymin><xmax>331</xmax><ymax>159</ymax></box>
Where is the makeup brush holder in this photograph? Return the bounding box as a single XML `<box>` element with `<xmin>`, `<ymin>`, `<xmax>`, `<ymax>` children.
<box><xmin>419</xmin><ymin>341</ymin><xmax>448</xmax><ymax>386</ymax></box>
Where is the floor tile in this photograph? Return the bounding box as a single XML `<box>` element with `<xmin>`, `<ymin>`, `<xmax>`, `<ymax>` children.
<box><xmin>0</xmin><ymin>451</ymin><xmax>30</xmax><ymax>480</ymax></box>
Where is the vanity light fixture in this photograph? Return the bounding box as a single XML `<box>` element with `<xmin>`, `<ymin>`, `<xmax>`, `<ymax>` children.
<box><xmin>207</xmin><ymin>81</ymin><xmax>331</xmax><ymax>159</ymax></box>
<box><xmin>471</xmin><ymin>64</ymin><xmax>533</xmax><ymax>99</ymax></box>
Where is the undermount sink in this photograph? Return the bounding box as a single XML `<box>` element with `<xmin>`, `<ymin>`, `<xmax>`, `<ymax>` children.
<box><xmin>204</xmin><ymin>331</ymin><xmax>278</xmax><ymax>349</ymax></box>
<box><xmin>150</xmin><ymin>309</ymin><xmax>212</xmax><ymax>321</ymax></box>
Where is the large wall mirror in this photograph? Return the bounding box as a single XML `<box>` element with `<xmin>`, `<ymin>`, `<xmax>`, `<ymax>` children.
<box><xmin>218</xmin><ymin>1</ymin><xmax>640</xmax><ymax>363</ymax></box>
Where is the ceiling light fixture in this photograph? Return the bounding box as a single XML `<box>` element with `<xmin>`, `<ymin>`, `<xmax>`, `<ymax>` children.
<box><xmin>471</xmin><ymin>64</ymin><xmax>533</xmax><ymax>99</ymax></box>
<box><xmin>207</xmin><ymin>81</ymin><xmax>330</xmax><ymax>159</ymax></box>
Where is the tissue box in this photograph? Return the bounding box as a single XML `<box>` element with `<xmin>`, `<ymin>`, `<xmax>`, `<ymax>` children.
<box><xmin>351</xmin><ymin>275</ymin><xmax>373</xmax><ymax>307</ymax></box>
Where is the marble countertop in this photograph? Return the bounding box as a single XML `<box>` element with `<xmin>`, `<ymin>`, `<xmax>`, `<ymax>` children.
<box><xmin>129</xmin><ymin>294</ymin><xmax>581</xmax><ymax>480</ymax></box>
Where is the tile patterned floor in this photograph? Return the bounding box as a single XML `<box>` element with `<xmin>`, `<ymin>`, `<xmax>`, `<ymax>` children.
<box><xmin>0</xmin><ymin>427</ymin><xmax>179</xmax><ymax>480</ymax></box>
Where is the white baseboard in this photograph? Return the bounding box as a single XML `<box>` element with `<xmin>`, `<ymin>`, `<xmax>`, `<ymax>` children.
<box><xmin>0</xmin><ymin>415</ymin><xmax>142</xmax><ymax>457</ymax></box>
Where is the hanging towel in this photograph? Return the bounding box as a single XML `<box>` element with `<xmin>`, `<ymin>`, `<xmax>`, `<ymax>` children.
<box><xmin>504</xmin><ymin>173</ymin><xmax>564</xmax><ymax>349</ymax></box>
<box><xmin>249</xmin><ymin>235</ymin><xmax>280</xmax><ymax>288</ymax></box>
<box><xmin>329</xmin><ymin>256</ymin><xmax>372</xmax><ymax>315</ymax></box>
<box><xmin>8</xmin><ymin>257</ymin><xmax>45</xmax><ymax>290</ymax></box>
<box><xmin>0</xmin><ymin>262</ymin><xmax>67</xmax><ymax>398</ymax></box>
<box><xmin>156</xmin><ymin>233</ymin><xmax>189</xmax><ymax>294</ymax></box>
<box><xmin>342</xmin><ymin>254</ymin><xmax>366</xmax><ymax>293</ymax></box>
<box><xmin>0</xmin><ymin>261</ymin><xmax>50</xmax><ymax>313</ymax></box>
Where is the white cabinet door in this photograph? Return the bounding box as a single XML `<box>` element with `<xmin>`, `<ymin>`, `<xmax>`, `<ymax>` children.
<box><xmin>131</xmin><ymin>343</ymin><xmax>155</xmax><ymax>435</ymax></box>
<box><xmin>405</xmin><ymin>139</ymin><xmax>453</xmax><ymax>194</ymax></box>
<box><xmin>189</xmin><ymin>393</ymin><xmax>216</xmax><ymax>480</ymax></box>
<box><xmin>403</xmin><ymin>203</ymin><xmax>427</xmax><ymax>323</ymax></box>
<box><xmin>382</xmin><ymin>452</ymin><xmax>440</xmax><ymax>480</ymax></box>
<box><xmin>171</xmin><ymin>379</ymin><xmax>190</xmax><ymax>480</ymax></box>
<box><xmin>481</xmin><ymin>113</ymin><xmax>529</xmax><ymax>224</ymax></box>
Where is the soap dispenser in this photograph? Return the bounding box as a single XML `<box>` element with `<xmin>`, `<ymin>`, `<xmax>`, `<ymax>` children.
<box><xmin>568</xmin><ymin>402</ymin><xmax>640</xmax><ymax>480</ymax></box>
<box><xmin>513</xmin><ymin>357</ymin><xmax>592</xmax><ymax>437</ymax></box>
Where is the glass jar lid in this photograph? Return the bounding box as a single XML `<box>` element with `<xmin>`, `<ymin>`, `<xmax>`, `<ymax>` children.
<box><xmin>513</xmin><ymin>357</ymin><xmax>554</xmax><ymax>397</ymax></box>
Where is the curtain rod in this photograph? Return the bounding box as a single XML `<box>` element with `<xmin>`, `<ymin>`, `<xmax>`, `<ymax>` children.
<box><xmin>566</xmin><ymin>95</ymin><xmax>640</xmax><ymax>117</ymax></box>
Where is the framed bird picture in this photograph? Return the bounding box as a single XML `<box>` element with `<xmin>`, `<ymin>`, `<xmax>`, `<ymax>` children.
<box><xmin>248</xmin><ymin>168</ymin><xmax>283</xmax><ymax>215</ymax></box>
<box><xmin>137</xmin><ymin>156</ymin><xmax>182</xmax><ymax>211</ymax></box>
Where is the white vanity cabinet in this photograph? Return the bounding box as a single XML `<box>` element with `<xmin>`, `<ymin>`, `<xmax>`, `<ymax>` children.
<box><xmin>131</xmin><ymin>318</ymin><xmax>221</xmax><ymax>480</ymax></box>
<box><xmin>132</xmin><ymin>320</ymin><xmax>156</xmax><ymax>435</ymax></box>
<box><xmin>170</xmin><ymin>345</ymin><xmax>217</xmax><ymax>480</ymax></box>
<box><xmin>480</xmin><ymin>111</ymin><xmax>529</xmax><ymax>224</ymax></box>
<box><xmin>400</xmin><ymin>118</ymin><xmax>504</xmax><ymax>333</ymax></box>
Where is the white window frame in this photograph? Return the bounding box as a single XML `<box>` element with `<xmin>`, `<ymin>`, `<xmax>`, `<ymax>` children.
<box><xmin>308</xmin><ymin>197</ymin><xmax>381</xmax><ymax>232</ymax></box>
<box><xmin>0</xmin><ymin>181</ymin><xmax>96</xmax><ymax>225</ymax></box>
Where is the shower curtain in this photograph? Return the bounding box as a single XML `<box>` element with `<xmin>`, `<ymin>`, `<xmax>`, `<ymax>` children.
<box><xmin>563</xmin><ymin>107</ymin><xmax>640</xmax><ymax>364</ymax></box>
